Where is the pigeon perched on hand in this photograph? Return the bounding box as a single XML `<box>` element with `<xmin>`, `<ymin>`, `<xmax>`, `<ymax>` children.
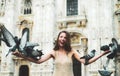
<box><xmin>25</xmin><ymin>47</ymin><xmax>44</xmax><ymax>60</ymax></box>
<box><xmin>107</xmin><ymin>39</ymin><xmax>118</xmax><ymax>59</ymax></box>
<box><xmin>100</xmin><ymin>45</ymin><xmax>110</xmax><ymax>51</ymax></box>
<box><xmin>80</xmin><ymin>49</ymin><xmax>96</xmax><ymax>60</ymax></box>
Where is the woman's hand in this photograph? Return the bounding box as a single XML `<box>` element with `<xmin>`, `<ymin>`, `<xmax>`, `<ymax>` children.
<box><xmin>102</xmin><ymin>50</ymin><xmax>111</xmax><ymax>56</ymax></box>
<box><xmin>12</xmin><ymin>50</ymin><xmax>25</xmax><ymax>58</ymax></box>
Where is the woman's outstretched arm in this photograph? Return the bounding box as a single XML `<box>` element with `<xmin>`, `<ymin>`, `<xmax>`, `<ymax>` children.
<box><xmin>87</xmin><ymin>51</ymin><xmax>110</xmax><ymax>64</ymax></box>
<box><xmin>12</xmin><ymin>50</ymin><xmax>55</xmax><ymax>64</ymax></box>
<box><xmin>73</xmin><ymin>49</ymin><xmax>110</xmax><ymax>65</ymax></box>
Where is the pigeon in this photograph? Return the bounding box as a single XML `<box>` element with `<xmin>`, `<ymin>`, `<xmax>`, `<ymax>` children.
<box><xmin>19</xmin><ymin>28</ymin><xmax>40</xmax><ymax>55</ymax></box>
<box><xmin>100</xmin><ymin>45</ymin><xmax>110</xmax><ymax>51</ymax></box>
<box><xmin>107</xmin><ymin>38</ymin><xmax>118</xmax><ymax>59</ymax></box>
<box><xmin>18</xmin><ymin>28</ymin><xmax>28</xmax><ymax>56</ymax></box>
<box><xmin>80</xmin><ymin>49</ymin><xmax>96</xmax><ymax>60</ymax></box>
<box><xmin>98</xmin><ymin>70</ymin><xmax>113</xmax><ymax>76</ymax></box>
<box><xmin>103</xmin><ymin>58</ymin><xmax>110</xmax><ymax>70</ymax></box>
<box><xmin>103</xmin><ymin>38</ymin><xmax>118</xmax><ymax>71</ymax></box>
<box><xmin>25</xmin><ymin>46</ymin><xmax>44</xmax><ymax>60</ymax></box>
<box><xmin>14</xmin><ymin>36</ymin><xmax>20</xmax><ymax>49</ymax></box>
<box><xmin>0</xmin><ymin>23</ymin><xmax>18</xmax><ymax>56</ymax></box>
<box><xmin>18</xmin><ymin>28</ymin><xmax>44</xmax><ymax>59</ymax></box>
<box><xmin>0</xmin><ymin>23</ymin><xmax>44</xmax><ymax>58</ymax></box>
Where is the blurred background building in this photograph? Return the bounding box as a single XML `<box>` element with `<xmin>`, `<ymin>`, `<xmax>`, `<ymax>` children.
<box><xmin>0</xmin><ymin>0</ymin><xmax>120</xmax><ymax>76</ymax></box>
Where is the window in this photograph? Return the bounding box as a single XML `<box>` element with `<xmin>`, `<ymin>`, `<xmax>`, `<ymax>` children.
<box><xmin>67</xmin><ymin>0</ymin><xmax>78</xmax><ymax>16</ymax></box>
<box><xmin>22</xmin><ymin>0</ymin><xmax>32</xmax><ymax>15</ymax></box>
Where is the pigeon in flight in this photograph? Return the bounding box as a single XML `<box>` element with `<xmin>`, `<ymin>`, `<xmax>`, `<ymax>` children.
<box><xmin>0</xmin><ymin>23</ymin><xmax>44</xmax><ymax>59</ymax></box>
<box><xmin>0</xmin><ymin>23</ymin><xmax>18</xmax><ymax>57</ymax></box>
<box><xmin>18</xmin><ymin>28</ymin><xmax>43</xmax><ymax>59</ymax></box>
<box><xmin>18</xmin><ymin>28</ymin><xmax>28</xmax><ymax>56</ymax></box>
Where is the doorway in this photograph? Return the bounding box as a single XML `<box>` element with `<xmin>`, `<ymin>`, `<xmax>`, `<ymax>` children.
<box><xmin>19</xmin><ymin>65</ymin><xmax>29</xmax><ymax>76</ymax></box>
<box><xmin>73</xmin><ymin>55</ymin><xmax>81</xmax><ymax>76</ymax></box>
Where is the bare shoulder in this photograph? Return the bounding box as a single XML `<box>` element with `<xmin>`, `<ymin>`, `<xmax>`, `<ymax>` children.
<box><xmin>71</xmin><ymin>49</ymin><xmax>78</xmax><ymax>54</ymax></box>
<box><xmin>48</xmin><ymin>50</ymin><xmax>55</xmax><ymax>58</ymax></box>
<box><xmin>70</xmin><ymin>49</ymin><xmax>81</xmax><ymax>57</ymax></box>
<box><xmin>69</xmin><ymin>49</ymin><xmax>77</xmax><ymax>56</ymax></box>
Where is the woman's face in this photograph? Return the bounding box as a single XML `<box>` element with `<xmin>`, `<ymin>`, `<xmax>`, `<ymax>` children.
<box><xmin>58</xmin><ymin>32</ymin><xmax>67</xmax><ymax>47</ymax></box>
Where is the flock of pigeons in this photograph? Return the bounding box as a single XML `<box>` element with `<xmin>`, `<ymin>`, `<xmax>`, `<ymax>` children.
<box><xmin>0</xmin><ymin>23</ymin><xmax>43</xmax><ymax>60</ymax></box>
<box><xmin>80</xmin><ymin>38</ymin><xmax>118</xmax><ymax>67</ymax></box>
<box><xmin>80</xmin><ymin>38</ymin><xmax>118</xmax><ymax>76</ymax></box>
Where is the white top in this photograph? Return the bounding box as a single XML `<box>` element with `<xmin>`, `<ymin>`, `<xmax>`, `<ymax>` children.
<box><xmin>53</xmin><ymin>51</ymin><xmax>74</xmax><ymax>76</ymax></box>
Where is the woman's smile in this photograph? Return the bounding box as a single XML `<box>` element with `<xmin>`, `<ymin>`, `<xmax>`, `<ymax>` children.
<box><xmin>58</xmin><ymin>33</ymin><xmax>67</xmax><ymax>47</ymax></box>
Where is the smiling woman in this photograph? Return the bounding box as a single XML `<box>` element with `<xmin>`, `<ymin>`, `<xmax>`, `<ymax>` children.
<box><xmin>12</xmin><ymin>30</ymin><xmax>110</xmax><ymax>76</ymax></box>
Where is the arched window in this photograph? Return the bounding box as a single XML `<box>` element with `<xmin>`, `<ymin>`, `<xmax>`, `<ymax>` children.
<box><xmin>22</xmin><ymin>0</ymin><xmax>32</xmax><ymax>15</ymax></box>
<box><xmin>67</xmin><ymin>0</ymin><xmax>78</xmax><ymax>16</ymax></box>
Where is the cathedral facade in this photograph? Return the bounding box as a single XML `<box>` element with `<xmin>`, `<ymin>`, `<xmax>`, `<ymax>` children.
<box><xmin>0</xmin><ymin>0</ymin><xmax>120</xmax><ymax>76</ymax></box>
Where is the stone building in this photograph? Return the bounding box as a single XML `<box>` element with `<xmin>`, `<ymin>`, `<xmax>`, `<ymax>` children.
<box><xmin>0</xmin><ymin>0</ymin><xmax>120</xmax><ymax>76</ymax></box>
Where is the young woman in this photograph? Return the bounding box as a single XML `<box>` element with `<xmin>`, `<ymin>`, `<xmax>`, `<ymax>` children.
<box><xmin>13</xmin><ymin>31</ymin><xmax>110</xmax><ymax>76</ymax></box>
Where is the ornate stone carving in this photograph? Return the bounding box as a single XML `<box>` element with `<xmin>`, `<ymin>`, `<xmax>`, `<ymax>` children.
<box><xmin>0</xmin><ymin>0</ymin><xmax>6</xmax><ymax>16</ymax></box>
<box><xmin>70</xmin><ymin>32</ymin><xmax>81</xmax><ymax>44</ymax></box>
<box><xmin>57</xmin><ymin>17</ymin><xmax>87</xmax><ymax>30</ymax></box>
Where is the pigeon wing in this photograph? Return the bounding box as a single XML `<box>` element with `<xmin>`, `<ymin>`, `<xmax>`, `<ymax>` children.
<box><xmin>0</xmin><ymin>24</ymin><xmax>16</xmax><ymax>47</ymax></box>
<box><xmin>19</xmin><ymin>29</ymin><xmax>28</xmax><ymax>55</ymax></box>
<box><xmin>26</xmin><ymin>42</ymin><xmax>39</xmax><ymax>47</ymax></box>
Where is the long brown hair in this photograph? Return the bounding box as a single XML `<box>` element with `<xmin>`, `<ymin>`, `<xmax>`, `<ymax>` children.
<box><xmin>53</xmin><ymin>31</ymin><xmax>72</xmax><ymax>52</ymax></box>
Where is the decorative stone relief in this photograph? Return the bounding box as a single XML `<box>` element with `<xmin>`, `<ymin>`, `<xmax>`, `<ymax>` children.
<box><xmin>0</xmin><ymin>0</ymin><xmax>6</xmax><ymax>16</ymax></box>
<box><xmin>116</xmin><ymin>2</ymin><xmax>120</xmax><ymax>9</ymax></box>
<box><xmin>67</xmin><ymin>22</ymin><xmax>76</xmax><ymax>28</ymax></box>
<box><xmin>70</xmin><ymin>32</ymin><xmax>81</xmax><ymax>44</ymax></box>
<box><xmin>57</xmin><ymin>18</ymin><xmax>87</xmax><ymax>30</ymax></box>
<box><xmin>115</xmin><ymin>9</ymin><xmax>120</xmax><ymax>21</ymax></box>
<box><xmin>58</xmin><ymin>22</ymin><xmax>67</xmax><ymax>29</ymax></box>
<box><xmin>17</xmin><ymin>16</ymin><xmax>33</xmax><ymax>41</ymax></box>
<box><xmin>77</xmin><ymin>19</ymin><xmax>87</xmax><ymax>27</ymax></box>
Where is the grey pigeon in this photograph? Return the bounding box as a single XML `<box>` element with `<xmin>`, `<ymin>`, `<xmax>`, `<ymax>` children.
<box><xmin>107</xmin><ymin>38</ymin><xmax>118</xmax><ymax>59</ymax></box>
<box><xmin>103</xmin><ymin>59</ymin><xmax>110</xmax><ymax>70</ymax></box>
<box><xmin>98</xmin><ymin>70</ymin><xmax>113</xmax><ymax>76</ymax></box>
<box><xmin>80</xmin><ymin>49</ymin><xmax>96</xmax><ymax>60</ymax></box>
<box><xmin>25</xmin><ymin>46</ymin><xmax>44</xmax><ymax>60</ymax></box>
<box><xmin>0</xmin><ymin>23</ymin><xmax>44</xmax><ymax>59</ymax></box>
<box><xmin>0</xmin><ymin>23</ymin><xmax>18</xmax><ymax>56</ymax></box>
<box><xmin>100</xmin><ymin>45</ymin><xmax>110</xmax><ymax>51</ymax></box>
<box><xmin>18</xmin><ymin>28</ymin><xmax>28</xmax><ymax>56</ymax></box>
<box><xmin>18</xmin><ymin>28</ymin><xmax>43</xmax><ymax>59</ymax></box>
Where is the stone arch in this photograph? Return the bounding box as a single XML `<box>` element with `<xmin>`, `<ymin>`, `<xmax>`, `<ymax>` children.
<box><xmin>18</xmin><ymin>19</ymin><xmax>33</xmax><ymax>40</ymax></box>
<box><xmin>19</xmin><ymin>19</ymin><xmax>33</xmax><ymax>27</ymax></box>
